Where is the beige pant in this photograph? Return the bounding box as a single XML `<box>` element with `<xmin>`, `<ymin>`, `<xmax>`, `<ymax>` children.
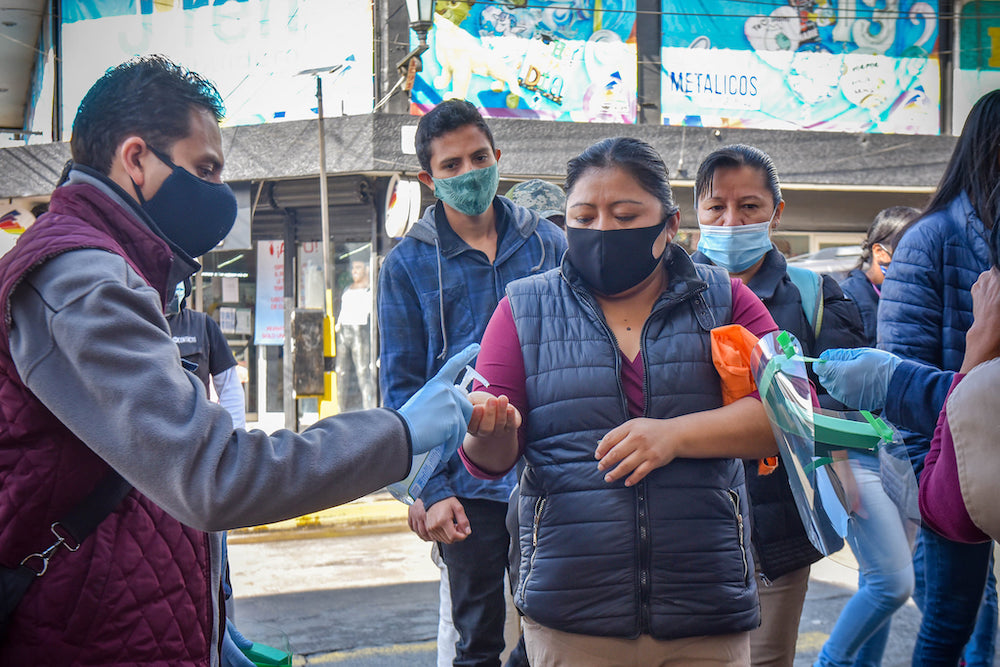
<box><xmin>750</xmin><ymin>564</ymin><xmax>811</xmax><ymax>667</ymax></box>
<box><xmin>522</xmin><ymin>616</ymin><xmax>750</xmax><ymax>666</ymax></box>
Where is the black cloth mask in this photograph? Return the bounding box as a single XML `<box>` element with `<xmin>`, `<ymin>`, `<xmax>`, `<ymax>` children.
<box><xmin>132</xmin><ymin>146</ymin><xmax>237</xmax><ymax>258</ymax></box>
<box><xmin>565</xmin><ymin>220</ymin><xmax>666</xmax><ymax>295</ymax></box>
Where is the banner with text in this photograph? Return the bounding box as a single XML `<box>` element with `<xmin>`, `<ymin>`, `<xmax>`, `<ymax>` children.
<box><xmin>61</xmin><ymin>0</ymin><xmax>373</xmax><ymax>133</ymax></box>
<box><xmin>660</xmin><ymin>0</ymin><xmax>940</xmax><ymax>134</ymax></box>
<box><xmin>410</xmin><ymin>1</ymin><xmax>637</xmax><ymax>123</ymax></box>
<box><xmin>955</xmin><ymin>1</ymin><xmax>1000</xmax><ymax>134</ymax></box>
<box><xmin>254</xmin><ymin>240</ymin><xmax>285</xmax><ymax>346</ymax></box>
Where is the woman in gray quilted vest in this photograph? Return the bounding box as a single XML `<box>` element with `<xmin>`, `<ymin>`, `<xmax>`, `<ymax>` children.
<box><xmin>457</xmin><ymin>137</ymin><xmax>780</xmax><ymax>666</ymax></box>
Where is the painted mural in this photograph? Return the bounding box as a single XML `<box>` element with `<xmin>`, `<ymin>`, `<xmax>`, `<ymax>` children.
<box><xmin>61</xmin><ymin>0</ymin><xmax>374</xmax><ymax>132</ymax></box>
<box><xmin>660</xmin><ymin>1</ymin><xmax>941</xmax><ymax>134</ymax></box>
<box><xmin>954</xmin><ymin>1</ymin><xmax>1000</xmax><ymax>134</ymax></box>
<box><xmin>410</xmin><ymin>1</ymin><xmax>638</xmax><ymax>123</ymax></box>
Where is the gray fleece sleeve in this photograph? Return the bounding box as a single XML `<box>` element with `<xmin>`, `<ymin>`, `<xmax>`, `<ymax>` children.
<box><xmin>9</xmin><ymin>249</ymin><xmax>411</xmax><ymax>532</ymax></box>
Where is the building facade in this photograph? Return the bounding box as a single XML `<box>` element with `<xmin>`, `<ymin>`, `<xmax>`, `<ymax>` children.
<box><xmin>1</xmin><ymin>0</ymin><xmax>991</xmax><ymax>427</ymax></box>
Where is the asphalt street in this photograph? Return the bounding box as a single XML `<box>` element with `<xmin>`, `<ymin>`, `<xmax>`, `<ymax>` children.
<box><xmin>227</xmin><ymin>527</ymin><xmax>1000</xmax><ymax>667</ymax></box>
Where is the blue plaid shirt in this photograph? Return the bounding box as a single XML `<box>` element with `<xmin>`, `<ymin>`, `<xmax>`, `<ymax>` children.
<box><xmin>377</xmin><ymin>196</ymin><xmax>566</xmax><ymax>507</ymax></box>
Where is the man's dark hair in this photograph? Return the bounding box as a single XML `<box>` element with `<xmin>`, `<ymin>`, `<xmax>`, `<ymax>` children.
<box><xmin>71</xmin><ymin>55</ymin><xmax>226</xmax><ymax>175</ymax></box>
<box><xmin>414</xmin><ymin>99</ymin><xmax>495</xmax><ymax>173</ymax></box>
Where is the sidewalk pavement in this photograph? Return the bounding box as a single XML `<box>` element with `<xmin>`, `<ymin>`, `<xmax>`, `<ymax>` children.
<box><xmin>228</xmin><ymin>491</ymin><xmax>411</xmax><ymax>544</ymax></box>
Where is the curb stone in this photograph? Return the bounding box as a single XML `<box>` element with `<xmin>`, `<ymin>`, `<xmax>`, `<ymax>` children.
<box><xmin>228</xmin><ymin>491</ymin><xmax>409</xmax><ymax>544</ymax></box>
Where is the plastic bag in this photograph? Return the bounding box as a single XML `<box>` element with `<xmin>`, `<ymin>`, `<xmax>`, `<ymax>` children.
<box><xmin>711</xmin><ymin>325</ymin><xmax>777</xmax><ymax>475</ymax></box>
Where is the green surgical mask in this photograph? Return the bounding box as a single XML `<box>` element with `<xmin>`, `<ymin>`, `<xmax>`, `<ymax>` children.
<box><xmin>433</xmin><ymin>164</ymin><xmax>499</xmax><ymax>216</ymax></box>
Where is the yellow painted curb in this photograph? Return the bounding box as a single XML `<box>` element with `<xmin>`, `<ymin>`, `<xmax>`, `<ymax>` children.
<box><xmin>229</xmin><ymin>492</ymin><xmax>409</xmax><ymax>544</ymax></box>
<box><xmin>302</xmin><ymin>641</ymin><xmax>436</xmax><ymax>664</ymax></box>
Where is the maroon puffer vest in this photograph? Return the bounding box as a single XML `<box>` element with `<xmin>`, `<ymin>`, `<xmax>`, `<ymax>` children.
<box><xmin>0</xmin><ymin>183</ymin><xmax>214</xmax><ymax>665</ymax></box>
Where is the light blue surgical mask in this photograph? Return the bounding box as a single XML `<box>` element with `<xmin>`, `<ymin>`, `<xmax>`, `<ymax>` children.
<box><xmin>697</xmin><ymin>218</ymin><xmax>774</xmax><ymax>273</ymax></box>
<box><xmin>166</xmin><ymin>281</ymin><xmax>186</xmax><ymax>315</ymax></box>
<box><xmin>432</xmin><ymin>163</ymin><xmax>499</xmax><ymax>216</ymax></box>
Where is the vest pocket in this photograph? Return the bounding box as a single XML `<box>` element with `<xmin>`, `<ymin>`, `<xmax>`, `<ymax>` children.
<box><xmin>728</xmin><ymin>489</ymin><xmax>749</xmax><ymax>584</ymax></box>
<box><xmin>518</xmin><ymin>495</ymin><xmax>546</xmax><ymax>601</ymax></box>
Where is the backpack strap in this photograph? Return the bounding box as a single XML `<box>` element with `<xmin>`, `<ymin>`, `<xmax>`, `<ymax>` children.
<box><xmin>1</xmin><ymin>471</ymin><xmax>132</xmax><ymax>641</ymax></box>
<box><xmin>786</xmin><ymin>264</ymin><xmax>824</xmax><ymax>339</ymax></box>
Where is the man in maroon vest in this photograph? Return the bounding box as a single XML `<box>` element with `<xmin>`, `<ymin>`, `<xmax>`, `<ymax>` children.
<box><xmin>0</xmin><ymin>56</ymin><xmax>475</xmax><ymax>665</ymax></box>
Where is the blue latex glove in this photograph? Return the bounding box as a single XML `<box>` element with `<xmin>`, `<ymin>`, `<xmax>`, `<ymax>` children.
<box><xmin>397</xmin><ymin>343</ymin><xmax>479</xmax><ymax>459</ymax></box>
<box><xmin>221</xmin><ymin>619</ymin><xmax>255</xmax><ymax>667</ymax></box>
<box><xmin>225</xmin><ymin>619</ymin><xmax>253</xmax><ymax>651</ymax></box>
<box><xmin>815</xmin><ymin>347</ymin><xmax>902</xmax><ymax>411</ymax></box>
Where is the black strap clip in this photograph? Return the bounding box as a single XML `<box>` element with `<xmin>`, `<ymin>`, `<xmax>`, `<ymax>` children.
<box><xmin>19</xmin><ymin>523</ymin><xmax>81</xmax><ymax>577</ymax></box>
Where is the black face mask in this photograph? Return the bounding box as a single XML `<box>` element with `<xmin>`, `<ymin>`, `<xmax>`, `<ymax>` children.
<box><xmin>565</xmin><ymin>220</ymin><xmax>667</xmax><ymax>295</ymax></box>
<box><xmin>132</xmin><ymin>146</ymin><xmax>237</xmax><ymax>258</ymax></box>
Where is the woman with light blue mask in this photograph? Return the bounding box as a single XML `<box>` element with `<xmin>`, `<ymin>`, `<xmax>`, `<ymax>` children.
<box><xmin>838</xmin><ymin>206</ymin><xmax>919</xmax><ymax>346</ymax></box>
<box><xmin>690</xmin><ymin>144</ymin><xmax>873</xmax><ymax>667</ymax></box>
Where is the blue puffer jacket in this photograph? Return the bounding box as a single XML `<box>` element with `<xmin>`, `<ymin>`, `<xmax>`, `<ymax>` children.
<box><xmin>879</xmin><ymin>193</ymin><xmax>992</xmax><ymax>473</ymax></box>
<box><xmin>840</xmin><ymin>268</ymin><xmax>879</xmax><ymax>347</ymax></box>
<box><xmin>507</xmin><ymin>245</ymin><xmax>759</xmax><ymax>639</ymax></box>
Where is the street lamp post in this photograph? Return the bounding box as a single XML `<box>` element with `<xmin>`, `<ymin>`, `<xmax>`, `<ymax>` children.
<box><xmin>316</xmin><ymin>75</ymin><xmax>333</xmax><ymax>320</ymax></box>
<box><xmin>296</xmin><ymin>63</ymin><xmax>349</xmax><ymax>418</ymax></box>
<box><xmin>397</xmin><ymin>0</ymin><xmax>435</xmax><ymax>76</ymax></box>
<box><xmin>297</xmin><ymin>63</ymin><xmax>349</xmax><ymax>319</ymax></box>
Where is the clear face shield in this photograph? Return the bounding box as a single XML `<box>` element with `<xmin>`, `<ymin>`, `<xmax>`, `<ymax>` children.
<box><xmin>750</xmin><ymin>331</ymin><xmax>920</xmax><ymax>564</ymax></box>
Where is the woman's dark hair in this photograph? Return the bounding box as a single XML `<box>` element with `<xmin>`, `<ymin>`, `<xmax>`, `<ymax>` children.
<box><xmin>694</xmin><ymin>144</ymin><xmax>783</xmax><ymax>208</ymax></box>
<box><xmin>565</xmin><ymin>137</ymin><xmax>678</xmax><ymax>219</ymax></box>
<box><xmin>415</xmin><ymin>99</ymin><xmax>496</xmax><ymax>173</ymax></box>
<box><xmin>856</xmin><ymin>206</ymin><xmax>920</xmax><ymax>269</ymax></box>
<box><xmin>923</xmin><ymin>89</ymin><xmax>1000</xmax><ymax>229</ymax></box>
<box><xmin>71</xmin><ymin>55</ymin><xmax>225</xmax><ymax>175</ymax></box>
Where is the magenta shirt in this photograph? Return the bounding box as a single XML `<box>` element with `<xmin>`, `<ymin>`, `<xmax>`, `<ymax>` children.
<box><xmin>460</xmin><ymin>278</ymin><xmax>778</xmax><ymax>479</ymax></box>
<box><xmin>918</xmin><ymin>374</ymin><xmax>989</xmax><ymax>543</ymax></box>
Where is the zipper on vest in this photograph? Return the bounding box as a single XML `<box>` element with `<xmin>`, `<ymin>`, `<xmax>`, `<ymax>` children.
<box><xmin>637</xmin><ymin>290</ymin><xmax>705</xmax><ymax>417</ymax></box>
<box><xmin>531</xmin><ymin>496</ymin><xmax>545</xmax><ymax>547</ymax></box>
<box><xmin>639</xmin><ymin>317</ymin><xmax>654</xmax><ymax>417</ymax></box>
<box><xmin>519</xmin><ymin>496</ymin><xmax>546</xmax><ymax>600</ymax></box>
<box><xmin>570</xmin><ymin>283</ymin><xmax>630</xmax><ymax>417</ymax></box>
<box><xmin>728</xmin><ymin>489</ymin><xmax>749</xmax><ymax>583</ymax></box>
<box><xmin>637</xmin><ymin>481</ymin><xmax>652</xmax><ymax>635</ymax></box>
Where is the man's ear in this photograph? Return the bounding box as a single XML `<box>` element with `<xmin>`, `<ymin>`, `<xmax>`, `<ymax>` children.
<box><xmin>417</xmin><ymin>170</ymin><xmax>435</xmax><ymax>195</ymax></box>
<box><xmin>118</xmin><ymin>136</ymin><xmax>150</xmax><ymax>188</ymax></box>
<box><xmin>494</xmin><ymin>148</ymin><xmax>501</xmax><ymax>163</ymax></box>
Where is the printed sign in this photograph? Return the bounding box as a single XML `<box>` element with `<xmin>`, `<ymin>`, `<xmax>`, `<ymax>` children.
<box><xmin>61</xmin><ymin>0</ymin><xmax>374</xmax><ymax>132</ymax></box>
<box><xmin>660</xmin><ymin>0</ymin><xmax>941</xmax><ymax>134</ymax></box>
<box><xmin>410</xmin><ymin>1</ymin><xmax>637</xmax><ymax>123</ymax></box>
<box><xmin>254</xmin><ymin>240</ymin><xmax>285</xmax><ymax>345</ymax></box>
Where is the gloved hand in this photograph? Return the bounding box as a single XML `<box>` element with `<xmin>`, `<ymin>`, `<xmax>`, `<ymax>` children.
<box><xmin>815</xmin><ymin>347</ymin><xmax>902</xmax><ymax>411</ymax></box>
<box><xmin>221</xmin><ymin>619</ymin><xmax>255</xmax><ymax>667</ymax></box>
<box><xmin>225</xmin><ymin>619</ymin><xmax>253</xmax><ymax>651</ymax></box>
<box><xmin>398</xmin><ymin>343</ymin><xmax>479</xmax><ymax>459</ymax></box>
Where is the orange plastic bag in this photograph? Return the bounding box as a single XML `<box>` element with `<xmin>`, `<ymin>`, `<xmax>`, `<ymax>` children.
<box><xmin>710</xmin><ymin>324</ymin><xmax>778</xmax><ymax>476</ymax></box>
